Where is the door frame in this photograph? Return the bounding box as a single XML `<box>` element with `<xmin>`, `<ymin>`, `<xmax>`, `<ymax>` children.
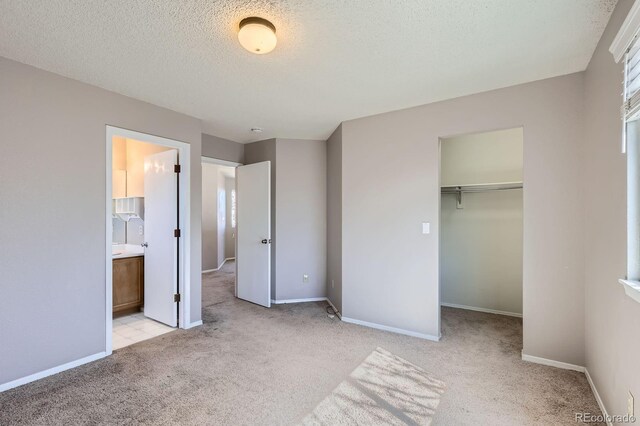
<box><xmin>106</xmin><ymin>126</ymin><xmax>192</xmax><ymax>356</ymax></box>
<box><xmin>202</xmin><ymin>156</ymin><xmax>242</xmax><ymax>168</ymax></box>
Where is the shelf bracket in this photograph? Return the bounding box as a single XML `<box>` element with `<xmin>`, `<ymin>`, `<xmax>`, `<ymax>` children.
<box><xmin>456</xmin><ymin>188</ymin><xmax>463</xmax><ymax>209</ymax></box>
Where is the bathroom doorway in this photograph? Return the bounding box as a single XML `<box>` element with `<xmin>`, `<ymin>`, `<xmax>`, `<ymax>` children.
<box><xmin>106</xmin><ymin>126</ymin><xmax>192</xmax><ymax>354</ymax></box>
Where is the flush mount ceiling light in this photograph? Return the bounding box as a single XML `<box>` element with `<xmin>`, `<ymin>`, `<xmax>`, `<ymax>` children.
<box><xmin>238</xmin><ymin>17</ymin><xmax>277</xmax><ymax>54</ymax></box>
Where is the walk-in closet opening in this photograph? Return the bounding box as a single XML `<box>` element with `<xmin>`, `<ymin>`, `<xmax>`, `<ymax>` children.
<box><xmin>439</xmin><ymin>127</ymin><xmax>524</xmax><ymax>329</ymax></box>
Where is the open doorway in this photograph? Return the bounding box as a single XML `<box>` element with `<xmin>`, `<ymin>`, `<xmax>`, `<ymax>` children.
<box><xmin>201</xmin><ymin>157</ymin><xmax>240</xmax><ymax>307</ymax></box>
<box><xmin>202</xmin><ymin>157</ymin><xmax>273</xmax><ymax>309</ymax></box>
<box><xmin>202</xmin><ymin>158</ymin><xmax>238</xmax><ymax>273</ymax></box>
<box><xmin>439</xmin><ymin>127</ymin><xmax>524</xmax><ymax>331</ymax></box>
<box><xmin>106</xmin><ymin>126</ymin><xmax>192</xmax><ymax>354</ymax></box>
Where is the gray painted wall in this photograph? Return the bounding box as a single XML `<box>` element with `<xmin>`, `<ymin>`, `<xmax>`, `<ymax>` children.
<box><xmin>275</xmin><ymin>139</ymin><xmax>327</xmax><ymax>300</ymax></box>
<box><xmin>340</xmin><ymin>72</ymin><xmax>585</xmax><ymax>362</ymax></box>
<box><xmin>0</xmin><ymin>57</ymin><xmax>203</xmax><ymax>386</ymax></box>
<box><xmin>225</xmin><ymin>177</ymin><xmax>236</xmax><ymax>259</ymax></box>
<box><xmin>326</xmin><ymin>125</ymin><xmax>343</xmax><ymax>312</ymax></box>
<box><xmin>441</xmin><ymin>191</ymin><xmax>523</xmax><ymax>314</ymax></box>
<box><xmin>583</xmin><ymin>0</ymin><xmax>640</xmax><ymax>418</ymax></box>
<box><xmin>244</xmin><ymin>139</ymin><xmax>277</xmax><ymax>297</ymax></box>
<box><xmin>244</xmin><ymin>138</ymin><xmax>327</xmax><ymax>301</ymax></box>
<box><xmin>202</xmin><ymin>133</ymin><xmax>244</xmax><ymax>164</ymax></box>
<box><xmin>440</xmin><ymin>128</ymin><xmax>524</xmax><ymax>186</ymax></box>
<box><xmin>216</xmin><ymin>170</ymin><xmax>226</xmax><ymax>268</ymax></box>
<box><xmin>202</xmin><ymin>163</ymin><xmax>220</xmax><ymax>271</ymax></box>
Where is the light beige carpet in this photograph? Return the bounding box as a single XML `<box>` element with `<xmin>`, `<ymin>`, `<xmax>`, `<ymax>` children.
<box><xmin>0</xmin><ymin>261</ymin><xmax>603</xmax><ymax>425</ymax></box>
<box><xmin>302</xmin><ymin>347</ymin><xmax>445</xmax><ymax>425</ymax></box>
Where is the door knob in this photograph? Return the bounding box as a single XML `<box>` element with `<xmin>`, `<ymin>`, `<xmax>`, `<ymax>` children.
<box><xmin>141</xmin><ymin>242</ymin><xmax>148</xmax><ymax>247</ymax></box>
<box><xmin>261</xmin><ymin>239</ymin><xmax>271</xmax><ymax>244</ymax></box>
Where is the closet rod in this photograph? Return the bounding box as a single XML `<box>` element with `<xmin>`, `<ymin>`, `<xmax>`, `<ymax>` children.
<box><xmin>440</xmin><ymin>182</ymin><xmax>523</xmax><ymax>194</ymax></box>
<box><xmin>440</xmin><ymin>182</ymin><xmax>522</xmax><ymax>209</ymax></box>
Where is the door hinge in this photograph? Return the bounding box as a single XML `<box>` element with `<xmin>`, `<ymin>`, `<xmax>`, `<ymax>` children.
<box><xmin>174</xmin><ymin>228</ymin><xmax>181</xmax><ymax>238</ymax></box>
<box><xmin>174</xmin><ymin>293</ymin><xmax>181</xmax><ymax>302</ymax></box>
<box><xmin>174</xmin><ymin>164</ymin><xmax>181</xmax><ymax>173</ymax></box>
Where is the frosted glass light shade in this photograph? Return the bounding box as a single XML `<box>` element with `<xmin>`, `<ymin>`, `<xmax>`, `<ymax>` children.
<box><xmin>238</xmin><ymin>17</ymin><xmax>277</xmax><ymax>54</ymax></box>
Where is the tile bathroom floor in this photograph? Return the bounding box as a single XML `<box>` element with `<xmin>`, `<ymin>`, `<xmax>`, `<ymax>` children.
<box><xmin>112</xmin><ymin>313</ymin><xmax>175</xmax><ymax>350</ymax></box>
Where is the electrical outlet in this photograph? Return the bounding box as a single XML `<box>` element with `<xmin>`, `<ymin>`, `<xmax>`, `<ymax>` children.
<box><xmin>629</xmin><ymin>391</ymin><xmax>634</xmax><ymax>417</ymax></box>
<box><xmin>332</xmin><ymin>279</ymin><xmax>335</xmax><ymax>289</ymax></box>
<box><xmin>303</xmin><ymin>274</ymin><xmax>309</xmax><ymax>283</ymax></box>
<box><xmin>138</xmin><ymin>225</ymin><xmax>143</xmax><ymax>236</ymax></box>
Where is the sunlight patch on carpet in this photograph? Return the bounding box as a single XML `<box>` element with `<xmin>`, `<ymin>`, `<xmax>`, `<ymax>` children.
<box><xmin>302</xmin><ymin>347</ymin><xmax>445</xmax><ymax>425</ymax></box>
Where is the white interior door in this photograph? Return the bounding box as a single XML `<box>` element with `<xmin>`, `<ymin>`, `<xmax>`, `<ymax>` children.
<box><xmin>236</xmin><ymin>161</ymin><xmax>271</xmax><ymax>307</ymax></box>
<box><xmin>144</xmin><ymin>149</ymin><xmax>178</xmax><ymax>326</ymax></box>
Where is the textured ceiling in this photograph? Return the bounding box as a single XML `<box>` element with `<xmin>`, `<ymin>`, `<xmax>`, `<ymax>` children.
<box><xmin>0</xmin><ymin>0</ymin><xmax>617</xmax><ymax>143</ymax></box>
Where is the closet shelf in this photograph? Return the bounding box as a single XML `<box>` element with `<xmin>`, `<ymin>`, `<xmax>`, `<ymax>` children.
<box><xmin>440</xmin><ymin>181</ymin><xmax>523</xmax><ymax>194</ymax></box>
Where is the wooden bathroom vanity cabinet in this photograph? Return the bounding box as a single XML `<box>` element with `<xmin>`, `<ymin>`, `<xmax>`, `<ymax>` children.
<box><xmin>112</xmin><ymin>256</ymin><xmax>144</xmax><ymax>315</ymax></box>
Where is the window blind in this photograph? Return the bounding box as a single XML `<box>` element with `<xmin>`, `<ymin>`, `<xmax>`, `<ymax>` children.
<box><xmin>623</xmin><ymin>37</ymin><xmax>640</xmax><ymax>152</ymax></box>
<box><xmin>625</xmin><ymin>41</ymin><xmax>640</xmax><ymax>120</ymax></box>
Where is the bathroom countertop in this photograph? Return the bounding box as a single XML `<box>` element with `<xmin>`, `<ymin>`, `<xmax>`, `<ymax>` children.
<box><xmin>112</xmin><ymin>244</ymin><xmax>144</xmax><ymax>259</ymax></box>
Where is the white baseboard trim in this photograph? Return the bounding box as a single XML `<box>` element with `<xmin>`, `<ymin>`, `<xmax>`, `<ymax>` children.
<box><xmin>585</xmin><ymin>369</ymin><xmax>612</xmax><ymax>426</ymax></box>
<box><xmin>441</xmin><ymin>303</ymin><xmax>522</xmax><ymax>318</ymax></box>
<box><xmin>521</xmin><ymin>352</ymin><xmax>585</xmax><ymax>372</ymax></box>
<box><xmin>522</xmin><ymin>354</ymin><xmax>610</xmax><ymax>423</ymax></box>
<box><xmin>271</xmin><ymin>297</ymin><xmax>343</xmax><ymax>320</ymax></box>
<box><xmin>341</xmin><ymin>316</ymin><xmax>440</xmax><ymax>342</ymax></box>
<box><xmin>0</xmin><ymin>352</ymin><xmax>107</xmax><ymax>393</ymax></box>
<box><xmin>271</xmin><ymin>297</ymin><xmax>328</xmax><ymax>304</ymax></box>
<box><xmin>326</xmin><ymin>298</ymin><xmax>342</xmax><ymax>319</ymax></box>
<box><xmin>202</xmin><ymin>257</ymin><xmax>236</xmax><ymax>273</ymax></box>
<box><xmin>185</xmin><ymin>320</ymin><xmax>203</xmax><ymax>329</ymax></box>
